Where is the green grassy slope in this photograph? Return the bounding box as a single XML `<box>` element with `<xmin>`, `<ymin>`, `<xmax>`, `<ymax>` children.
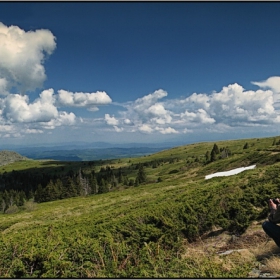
<box><xmin>0</xmin><ymin>135</ymin><xmax>280</xmax><ymax>277</ymax></box>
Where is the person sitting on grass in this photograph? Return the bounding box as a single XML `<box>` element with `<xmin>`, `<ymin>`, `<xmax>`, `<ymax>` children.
<box><xmin>262</xmin><ymin>198</ymin><xmax>280</xmax><ymax>247</ymax></box>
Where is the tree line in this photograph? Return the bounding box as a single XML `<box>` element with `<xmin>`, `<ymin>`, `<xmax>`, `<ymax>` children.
<box><xmin>0</xmin><ymin>163</ymin><xmax>149</xmax><ymax>212</ymax></box>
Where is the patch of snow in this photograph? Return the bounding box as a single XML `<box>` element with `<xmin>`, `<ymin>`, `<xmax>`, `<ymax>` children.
<box><xmin>205</xmin><ymin>165</ymin><xmax>256</xmax><ymax>180</ymax></box>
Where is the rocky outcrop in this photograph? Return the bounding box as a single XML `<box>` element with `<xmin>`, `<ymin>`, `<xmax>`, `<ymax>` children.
<box><xmin>0</xmin><ymin>150</ymin><xmax>28</xmax><ymax>166</ymax></box>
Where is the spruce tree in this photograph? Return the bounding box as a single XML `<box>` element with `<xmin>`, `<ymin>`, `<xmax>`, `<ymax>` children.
<box><xmin>210</xmin><ymin>143</ymin><xmax>220</xmax><ymax>162</ymax></box>
<box><xmin>210</xmin><ymin>149</ymin><xmax>216</xmax><ymax>162</ymax></box>
<box><xmin>136</xmin><ymin>164</ymin><xmax>147</xmax><ymax>184</ymax></box>
<box><xmin>243</xmin><ymin>142</ymin><xmax>249</xmax><ymax>149</ymax></box>
<box><xmin>134</xmin><ymin>178</ymin><xmax>139</xmax><ymax>187</ymax></box>
<box><xmin>213</xmin><ymin>143</ymin><xmax>219</xmax><ymax>154</ymax></box>
<box><xmin>89</xmin><ymin>174</ymin><xmax>98</xmax><ymax>194</ymax></box>
<box><xmin>205</xmin><ymin>151</ymin><xmax>210</xmax><ymax>162</ymax></box>
<box><xmin>98</xmin><ymin>179</ymin><xmax>109</xmax><ymax>194</ymax></box>
<box><xmin>34</xmin><ymin>184</ymin><xmax>44</xmax><ymax>203</ymax></box>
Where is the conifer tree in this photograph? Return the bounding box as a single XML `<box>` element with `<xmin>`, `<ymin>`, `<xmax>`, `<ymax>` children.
<box><xmin>243</xmin><ymin>142</ymin><xmax>249</xmax><ymax>149</ymax></box>
<box><xmin>210</xmin><ymin>143</ymin><xmax>220</xmax><ymax>162</ymax></box>
<box><xmin>134</xmin><ymin>178</ymin><xmax>139</xmax><ymax>187</ymax></box>
<box><xmin>205</xmin><ymin>151</ymin><xmax>210</xmax><ymax>162</ymax></box>
<box><xmin>210</xmin><ymin>149</ymin><xmax>217</xmax><ymax>162</ymax></box>
<box><xmin>98</xmin><ymin>179</ymin><xmax>109</xmax><ymax>194</ymax></box>
<box><xmin>213</xmin><ymin>143</ymin><xmax>219</xmax><ymax>154</ymax></box>
<box><xmin>68</xmin><ymin>177</ymin><xmax>79</xmax><ymax>197</ymax></box>
<box><xmin>118</xmin><ymin>168</ymin><xmax>123</xmax><ymax>184</ymax></box>
<box><xmin>18</xmin><ymin>191</ymin><xmax>26</xmax><ymax>206</ymax></box>
<box><xmin>136</xmin><ymin>164</ymin><xmax>147</xmax><ymax>184</ymax></box>
<box><xmin>34</xmin><ymin>184</ymin><xmax>44</xmax><ymax>203</ymax></box>
<box><xmin>89</xmin><ymin>174</ymin><xmax>98</xmax><ymax>194</ymax></box>
<box><xmin>1</xmin><ymin>198</ymin><xmax>5</xmax><ymax>213</ymax></box>
<box><xmin>55</xmin><ymin>179</ymin><xmax>64</xmax><ymax>196</ymax></box>
<box><xmin>45</xmin><ymin>180</ymin><xmax>60</xmax><ymax>201</ymax></box>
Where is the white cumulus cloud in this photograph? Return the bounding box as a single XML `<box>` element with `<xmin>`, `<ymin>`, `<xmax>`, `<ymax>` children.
<box><xmin>252</xmin><ymin>76</ymin><xmax>280</xmax><ymax>93</ymax></box>
<box><xmin>117</xmin><ymin>89</ymin><xmax>173</xmax><ymax>133</ymax></box>
<box><xmin>57</xmin><ymin>90</ymin><xmax>112</xmax><ymax>109</ymax></box>
<box><xmin>0</xmin><ymin>22</ymin><xmax>56</xmax><ymax>93</ymax></box>
<box><xmin>42</xmin><ymin>111</ymin><xmax>76</xmax><ymax>129</ymax></box>
<box><xmin>183</xmin><ymin>83</ymin><xmax>276</xmax><ymax>125</ymax></box>
<box><xmin>139</xmin><ymin>124</ymin><xmax>153</xmax><ymax>133</ymax></box>
<box><xmin>104</xmin><ymin>78</ymin><xmax>280</xmax><ymax>137</ymax></box>
<box><xmin>155</xmin><ymin>126</ymin><xmax>179</xmax><ymax>134</ymax></box>
<box><xmin>26</xmin><ymin>128</ymin><xmax>43</xmax><ymax>134</ymax></box>
<box><xmin>114</xmin><ymin>126</ymin><xmax>123</xmax><ymax>132</ymax></box>
<box><xmin>180</xmin><ymin>108</ymin><xmax>215</xmax><ymax>124</ymax></box>
<box><xmin>252</xmin><ymin>76</ymin><xmax>280</xmax><ymax>110</ymax></box>
<box><xmin>2</xmin><ymin>89</ymin><xmax>58</xmax><ymax>123</ymax></box>
<box><xmin>105</xmin><ymin>114</ymin><xmax>119</xmax><ymax>126</ymax></box>
<box><xmin>0</xmin><ymin>78</ymin><xmax>9</xmax><ymax>96</ymax></box>
<box><xmin>132</xmin><ymin>89</ymin><xmax>168</xmax><ymax>114</ymax></box>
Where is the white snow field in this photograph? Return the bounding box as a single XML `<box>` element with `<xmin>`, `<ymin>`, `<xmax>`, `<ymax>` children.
<box><xmin>205</xmin><ymin>165</ymin><xmax>256</xmax><ymax>180</ymax></box>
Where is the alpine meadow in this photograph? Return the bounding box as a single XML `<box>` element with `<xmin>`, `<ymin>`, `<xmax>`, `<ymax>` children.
<box><xmin>0</xmin><ymin>136</ymin><xmax>280</xmax><ymax>277</ymax></box>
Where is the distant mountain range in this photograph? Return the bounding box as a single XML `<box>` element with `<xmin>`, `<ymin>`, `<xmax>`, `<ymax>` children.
<box><xmin>14</xmin><ymin>147</ymin><xmax>170</xmax><ymax>161</ymax></box>
<box><xmin>0</xmin><ymin>140</ymin><xmax>197</xmax><ymax>161</ymax></box>
<box><xmin>2</xmin><ymin>140</ymin><xmax>184</xmax><ymax>150</ymax></box>
<box><xmin>1</xmin><ymin>142</ymin><xmax>178</xmax><ymax>161</ymax></box>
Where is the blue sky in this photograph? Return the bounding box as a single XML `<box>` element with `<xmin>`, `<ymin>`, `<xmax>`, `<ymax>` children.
<box><xmin>0</xmin><ymin>2</ymin><xmax>280</xmax><ymax>146</ymax></box>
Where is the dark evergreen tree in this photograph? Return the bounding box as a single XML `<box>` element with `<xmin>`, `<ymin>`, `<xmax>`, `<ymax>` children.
<box><xmin>89</xmin><ymin>174</ymin><xmax>98</xmax><ymax>194</ymax></box>
<box><xmin>55</xmin><ymin>179</ymin><xmax>64</xmax><ymax>196</ymax></box>
<box><xmin>243</xmin><ymin>142</ymin><xmax>249</xmax><ymax>149</ymax></box>
<box><xmin>18</xmin><ymin>191</ymin><xmax>26</xmax><ymax>206</ymax></box>
<box><xmin>27</xmin><ymin>189</ymin><xmax>34</xmax><ymax>201</ymax></box>
<box><xmin>118</xmin><ymin>173</ymin><xmax>123</xmax><ymax>184</ymax></box>
<box><xmin>210</xmin><ymin>149</ymin><xmax>217</xmax><ymax>162</ymax></box>
<box><xmin>213</xmin><ymin>143</ymin><xmax>219</xmax><ymax>154</ymax></box>
<box><xmin>0</xmin><ymin>197</ymin><xmax>5</xmax><ymax>213</ymax></box>
<box><xmin>98</xmin><ymin>179</ymin><xmax>109</xmax><ymax>194</ymax></box>
<box><xmin>123</xmin><ymin>176</ymin><xmax>129</xmax><ymax>186</ymax></box>
<box><xmin>205</xmin><ymin>151</ymin><xmax>210</xmax><ymax>162</ymax></box>
<box><xmin>134</xmin><ymin>178</ymin><xmax>139</xmax><ymax>187</ymax></box>
<box><xmin>62</xmin><ymin>177</ymin><xmax>78</xmax><ymax>198</ymax></box>
<box><xmin>128</xmin><ymin>179</ymin><xmax>134</xmax><ymax>186</ymax></box>
<box><xmin>136</xmin><ymin>164</ymin><xmax>147</xmax><ymax>184</ymax></box>
<box><xmin>45</xmin><ymin>180</ymin><xmax>59</xmax><ymax>201</ymax></box>
<box><xmin>34</xmin><ymin>184</ymin><xmax>44</xmax><ymax>203</ymax></box>
<box><xmin>210</xmin><ymin>143</ymin><xmax>220</xmax><ymax>162</ymax></box>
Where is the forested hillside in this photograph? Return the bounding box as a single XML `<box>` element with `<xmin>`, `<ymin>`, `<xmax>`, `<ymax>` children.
<box><xmin>0</xmin><ymin>136</ymin><xmax>280</xmax><ymax>277</ymax></box>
